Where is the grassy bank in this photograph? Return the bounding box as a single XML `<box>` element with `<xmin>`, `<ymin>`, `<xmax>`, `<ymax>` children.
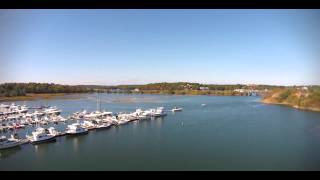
<box><xmin>262</xmin><ymin>87</ymin><xmax>320</xmax><ymax>112</ymax></box>
<box><xmin>0</xmin><ymin>93</ymin><xmax>68</xmax><ymax>102</ymax></box>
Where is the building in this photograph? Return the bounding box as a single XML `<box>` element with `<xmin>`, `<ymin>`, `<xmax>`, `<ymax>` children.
<box><xmin>199</xmin><ymin>87</ymin><xmax>209</xmax><ymax>91</ymax></box>
<box><xmin>234</xmin><ymin>89</ymin><xmax>245</xmax><ymax>93</ymax></box>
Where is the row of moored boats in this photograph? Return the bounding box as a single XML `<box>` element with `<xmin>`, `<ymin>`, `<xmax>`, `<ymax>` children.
<box><xmin>0</xmin><ymin>104</ymin><xmax>182</xmax><ymax>150</ymax></box>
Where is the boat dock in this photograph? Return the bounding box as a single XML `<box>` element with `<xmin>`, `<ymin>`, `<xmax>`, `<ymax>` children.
<box><xmin>1</xmin><ymin>103</ymin><xmax>183</xmax><ymax>150</ymax></box>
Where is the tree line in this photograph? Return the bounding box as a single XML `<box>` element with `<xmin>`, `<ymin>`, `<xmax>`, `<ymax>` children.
<box><xmin>0</xmin><ymin>83</ymin><xmax>94</xmax><ymax>97</ymax></box>
<box><xmin>112</xmin><ymin>82</ymin><xmax>282</xmax><ymax>91</ymax></box>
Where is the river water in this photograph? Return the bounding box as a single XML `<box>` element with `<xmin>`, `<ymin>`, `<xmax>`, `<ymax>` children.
<box><xmin>1</xmin><ymin>93</ymin><xmax>320</xmax><ymax>170</ymax></box>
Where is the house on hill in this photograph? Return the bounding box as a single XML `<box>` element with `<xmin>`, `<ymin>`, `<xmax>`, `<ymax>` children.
<box><xmin>199</xmin><ymin>87</ymin><xmax>209</xmax><ymax>91</ymax></box>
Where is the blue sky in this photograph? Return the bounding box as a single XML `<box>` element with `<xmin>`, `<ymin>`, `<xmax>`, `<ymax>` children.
<box><xmin>1</xmin><ymin>10</ymin><xmax>319</xmax><ymax>85</ymax></box>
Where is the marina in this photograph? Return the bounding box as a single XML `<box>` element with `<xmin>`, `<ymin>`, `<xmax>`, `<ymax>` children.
<box><xmin>1</xmin><ymin>9</ymin><xmax>319</xmax><ymax>171</ymax></box>
<box><xmin>0</xmin><ymin>97</ymin><xmax>180</xmax><ymax>150</ymax></box>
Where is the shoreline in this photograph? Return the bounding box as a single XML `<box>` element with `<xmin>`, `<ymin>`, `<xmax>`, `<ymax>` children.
<box><xmin>261</xmin><ymin>99</ymin><xmax>320</xmax><ymax>112</ymax></box>
<box><xmin>0</xmin><ymin>92</ymin><xmax>259</xmax><ymax>103</ymax></box>
<box><xmin>0</xmin><ymin>93</ymin><xmax>70</xmax><ymax>102</ymax></box>
<box><xmin>2</xmin><ymin>93</ymin><xmax>319</xmax><ymax>113</ymax></box>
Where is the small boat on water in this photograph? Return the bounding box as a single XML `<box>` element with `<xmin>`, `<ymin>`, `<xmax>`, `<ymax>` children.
<box><xmin>27</xmin><ymin>127</ymin><xmax>56</xmax><ymax>144</ymax></box>
<box><xmin>171</xmin><ymin>107</ymin><xmax>183</xmax><ymax>112</ymax></box>
<box><xmin>0</xmin><ymin>134</ymin><xmax>21</xmax><ymax>150</ymax></box>
<box><xmin>66</xmin><ymin>123</ymin><xmax>88</xmax><ymax>135</ymax></box>
<box><xmin>201</xmin><ymin>104</ymin><xmax>206</xmax><ymax>106</ymax></box>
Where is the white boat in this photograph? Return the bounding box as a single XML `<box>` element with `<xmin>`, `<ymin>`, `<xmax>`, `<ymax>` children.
<box><xmin>171</xmin><ymin>107</ymin><xmax>183</xmax><ymax>112</ymax></box>
<box><xmin>103</xmin><ymin>117</ymin><xmax>118</xmax><ymax>125</ymax></box>
<box><xmin>100</xmin><ymin>111</ymin><xmax>113</xmax><ymax>117</ymax></box>
<box><xmin>84</xmin><ymin>111</ymin><xmax>103</xmax><ymax>119</ymax></box>
<box><xmin>24</xmin><ymin>113</ymin><xmax>34</xmax><ymax>118</ymax></box>
<box><xmin>66</xmin><ymin>123</ymin><xmax>88</xmax><ymax>135</ymax></box>
<box><xmin>127</xmin><ymin>114</ymin><xmax>139</xmax><ymax>121</ymax></box>
<box><xmin>27</xmin><ymin>127</ymin><xmax>56</xmax><ymax>144</ymax></box>
<box><xmin>94</xmin><ymin>119</ymin><xmax>112</xmax><ymax>129</ymax></box>
<box><xmin>33</xmin><ymin>111</ymin><xmax>45</xmax><ymax>117</ymax></box>
<box><xmin>17</xmin><ymin>107</ymin><xmax>28</xmax><ymax>114</ymax></box>
<box><xmin>133</xmin><ymin>109</ymin><xmax>151</xmax><ymax>120</ymax></box>
<box><xmin>0</xmin><ymin>135</ymin><xmax>21</xmax><ymax>150</ymax></box>
<box><xmin>117</xmin><ymin>119</ymin><xmax>129</xmax><ymax>125</ymax></box>
<box><xmin>46</xmin><ymin>127</ymin><xmax>62</xmax><ymax>136</ymax></box>
<box><xmin>154</xmin><ymin>107</ymin><xmax>166</xmax><ymax>117</ymax></box>
<box><xmin>201</xmin><ymin>104</ymin><xmax>206</xmax><ymax>106</ymax></box>
<box><xmin>56</xmin><ymin>115</ymin><xmax>67</xmax><ymax>122</ymax></box>
<box><xmin>82</xmin><ymin>120</ymin><xmax>97</xmax><ymax>129</ymax></box>
<box><xmin>0</xmin><ymin>104</ymin><xmax>10</xmax><ymax>109</ymax></box>
<box><xmin>44</xmin><ymin>107</ymin><xmax>61</xmax><ymax>115</ymax></box>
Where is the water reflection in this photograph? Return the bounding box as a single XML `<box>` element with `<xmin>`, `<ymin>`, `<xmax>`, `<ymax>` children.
<box><xmin>34</xmin><ymin>140</ymin><xmax>56</xmax><ymax>155</ymax></box>
<box><xmin>0</xmin><ymin>146</ymin><xmax>21</xmax><ymax>159</ymax></box>
<box><xmin>132</xmin><ymin>120</ymin><xmax>138</xmax><ymax>129</ymax></box>
<box><xmin>66</xmin><ymin>135</ymin><xmax>87</xmax><ymax>152</ymax></box>
<box><xmin>72</xmin><ymin>137</ymin><xmax>79</xmax><ymax>152</ymax></box>
<box><xmin>155</xmin><ymin>117</ymin><xmax>163</xmax><ymax>129</ymax></box>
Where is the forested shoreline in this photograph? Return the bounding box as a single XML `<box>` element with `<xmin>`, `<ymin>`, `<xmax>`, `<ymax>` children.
<box><xmin>0</xmin><ymin>83</ymin><xmax>94</xmax><ymax>97</ymax></box>
<box><xmin>1</xmin><ymin>82</ymin><xmax>320</xmax><ymax>112</ymax></box>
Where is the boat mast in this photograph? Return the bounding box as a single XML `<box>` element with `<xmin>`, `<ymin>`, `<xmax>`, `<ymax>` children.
<box><xmin>99</xmin><ymin>92</ymin><xmax>101</xmax><ymax>112</ymax></box>
<box><xmin>96</xmin><ymin>91</ymin><xmax>100</xmax><ymax>112</ymax></box>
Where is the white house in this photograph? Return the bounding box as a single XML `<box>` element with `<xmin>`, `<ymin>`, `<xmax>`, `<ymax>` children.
<box><xmin>234</xmin><ymin>89</ymin><xmax>245</xmax><ymax>93</ymax></box>
<box><xmin>199</xmin><ymin>87</ymin><xmax>209</xmax><ymax>91</ymax></box>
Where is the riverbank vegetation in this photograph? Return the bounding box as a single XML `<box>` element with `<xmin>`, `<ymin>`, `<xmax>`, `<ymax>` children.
<box><xmin>1</xmin><ymin>82</ymin><xmax>319</xmax><ymax>112</ymax></box>
<box><xmin>104</xmin><ymin>82</ymin><xmax>279</xmax><ymax>96</ymax></box>
<box><xmin>0</xmin><ymin>93</ymin><xmax>68</xmax><ymax>101</ymax></box>
<box><xmin>262</xmin><ymin>86</ymin><xmax>320</xmax><ymax>112</ymax></box>
<box><xmin>0</xmin><ymin>83</ymin><xmax>94</xmax><ymax>97</ymax></box>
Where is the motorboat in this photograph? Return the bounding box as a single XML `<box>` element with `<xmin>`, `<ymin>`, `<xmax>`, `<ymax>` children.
<box><xmin>44</xmin><ymin>107</ymin><xmax>61</xmax><ymax>115</ymax></box>
<box><xmin>103</xmin><ymin>116</ymin><xmax>118</xmax><ymax>125</ymax></box>
<box><xmin>100</xmin><ymin>111</ymin><xmax>113</xmax><ymax>117</ymax></box>
<box><xmin>119</xmin><ymin>114</ymin><xmax>132</xmax><ymax>124</ymax></box>
<box><xmin>46</xmin><ymin>127</ymin><xmax>63</xmax><ymax>136</ymax></box>
<box><xmin>33</xmin><ymin>111</ymin><xmax>45</xmax><ymax>117</ymax></box>
<box><xmin>27</xmin><ymin>127</ymin><xmax>56</xmax><ymax>144</ymax></box>
<box><xmin>0</xmin><ymin>134</ymin><xmax>21</xmax><ymax>150</ymax></box>
<box><xmin>82</xmin><ymin>120</ymin><xmax>97</xmax><ymax>129</ymax></box>
<box><xmin>55</xmin><ymin>115</ymin><xmax>67</xmax><ymax>122</ymax></box>
<box><xmin>66</xmin><ymin>123</ymin><xmax>88</xmax><ymax>135</ymax></box>
<box><xmin>0</xmin><ymin>104</ymin><xmax>10</xmax><ymax>109</ymax></box>
<box><xmin>154</xmin><ymin>107</ymin><xmax>166</xmax><ymax>117</ymax></box>
<box><xmin>94</xmin><ymin>119</ymin><xmax>112</xmax><ymax>129</ymax></box>
<box><xmin>17</xmin><ymin>107</ymin><xmax>28</xmax><ymax>114</ymax></box>
<box><xmin>171</xmin><ymin>107</ymin><xmax>183</xmax><ymax>112</ymax></box>
<box><xmin>133</xmin><ymin>109</ymin><xmax>151</xmax><ymax>120</ymax></box>
<box><xmin>84</xmin><ymin>111</ymin><xmax>103</xmax><ymax>119</ymax></box>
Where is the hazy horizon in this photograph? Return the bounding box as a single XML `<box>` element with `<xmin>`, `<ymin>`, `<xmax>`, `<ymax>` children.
<box><xmin>1</xmin><ymin>10</ymin><xmax>319</xmax><ymax>86</ymax></box>
<box><xmin>0</xmin><ymin>80</ymin><xmax>318</xmax><ymax>87</ymax></box>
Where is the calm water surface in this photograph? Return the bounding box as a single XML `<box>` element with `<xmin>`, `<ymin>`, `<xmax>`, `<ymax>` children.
<box><xmin>1</xmin><ymin>93</ymin><xmax>320</xmax><ymax>170</ymax></box>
